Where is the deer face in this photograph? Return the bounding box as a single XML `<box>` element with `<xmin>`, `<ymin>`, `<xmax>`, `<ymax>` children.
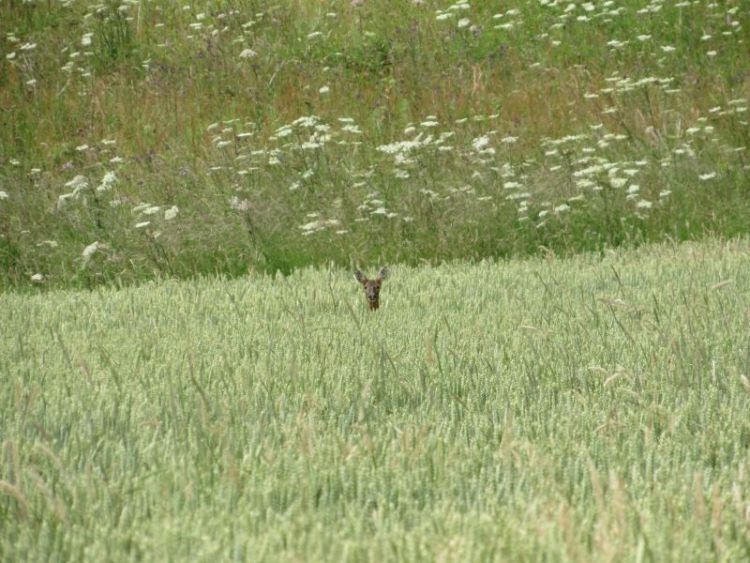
<box><xmin>354</xmin><ymin>267</ymin><xmax>388</xmax><ymax>310</ymax></box>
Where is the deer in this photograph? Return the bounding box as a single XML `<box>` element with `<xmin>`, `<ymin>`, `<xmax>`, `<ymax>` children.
<box><xmin>354</xmin><ymin>267</ymin><xmax>388</xmax><ymax>311</ymax></box>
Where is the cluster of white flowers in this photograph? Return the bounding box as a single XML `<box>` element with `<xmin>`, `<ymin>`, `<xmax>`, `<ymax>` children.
<box><xmin>298</xmin><ymin>214</ymin><xmax>342</xmax><ymax>236</ymax></box>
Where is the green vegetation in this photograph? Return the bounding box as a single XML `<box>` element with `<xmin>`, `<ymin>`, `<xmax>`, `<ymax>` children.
<box><xmin>2</xmin><ymin>239</ymin><xmax>750</xmax><ymax>560</ymax></box>
<box><xmin>1</xmin><ymin>0</ymin><xmax>749</xmax><ymax>290</ymax></box>
<box><xmin>3</xmin><ymin>4</ymin><xmax>749</xmax><ymax>559</ymax></box>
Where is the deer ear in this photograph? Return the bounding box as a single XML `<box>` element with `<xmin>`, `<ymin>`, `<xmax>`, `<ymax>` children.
<box><xmin>354</xmin><ymin>270</ymin><xmax>367</xmax><ymax>284</ymax></box>
<box><xmin>376</xmin><ymin>267</ymin><xmax>388</xmax><ymax>281</ymax></box>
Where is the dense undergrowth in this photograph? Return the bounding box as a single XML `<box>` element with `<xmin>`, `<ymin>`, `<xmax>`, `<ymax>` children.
<box><xmin>1</xmin><ymin>0</ymin><xmax>749</xmax><ymax>290</ymax></box>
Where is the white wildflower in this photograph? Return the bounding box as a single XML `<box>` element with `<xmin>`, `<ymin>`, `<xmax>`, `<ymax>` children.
<box><xmin>377</xmin><ymin>139</ymin><xmax>423</xmax><ymax>155</ymax></box>
<box><xmin>82</xmin><ymin>241</ymin><xmax>103</xmax><ymax>261</ymax></box>
<box><xmin>0</xmin><ymin>191</ymin><xmax>8</xmax><ymax>200</ymax></box>
<box><xmin>299</xmin><ymin>218</ymin><xmax>340</xmax><ymax>233</ymax></box>
<box><xmin>164</xmin><ymin>206</ymin><xmax>179</xmax><ymax>220</ymax></box>
<box><xmin>31</xmin><ymin>273</ymin><xmax>44</xmax><ymax>283</ymax></box>
<box><xmin>293</xmin><ymin>116</ymin><xmax>320</xmax><ymax>128</ymax></box>
<box><xmin>230</xmin><ymin>196</ymin><xmax>251</xmax><ymax>211</ymax></box>
<box><xmin>319</xmin><ymin>85</ymin><xmax>330</xmax><ymax>95</ymax></box>
<box><xmin>239</xmin><ymin>48</ymin><xmax>257</xmax><ymax>59</ymax></box>
<box><xmin>96</xmin><ymin>171</ymin><xmax>117</xmax><ymax>193</ymax></box>
<box><xmin>274</xmin><ymin>125</ymin><xmax>293</xmax><ymax>138</ymax></box>
<box><xmin>60</xmin><ymin>175</ymin><xmax>89</xmax><ymax>202</ymax></box>
<box><xmin>472</xmin><ymin>135</ymin><xmax>490</xmax><ymax>152</ymax></box>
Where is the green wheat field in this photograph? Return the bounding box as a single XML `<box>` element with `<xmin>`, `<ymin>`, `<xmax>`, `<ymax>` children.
<box><xmin>2</xmin><ymin>0</ymin><xmax>750</xmax><ymax>561</ymax></box>
<box><xmin>3</xmin><ymin>240</ymin><xmax>750</xmax><ymax>561</ymax></box>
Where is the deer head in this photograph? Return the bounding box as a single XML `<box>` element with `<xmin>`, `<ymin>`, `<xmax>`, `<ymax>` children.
<box><xmin>354</xmin><ymin>267</ymin><xmax>388</xmax><ymax>310</ymax></box>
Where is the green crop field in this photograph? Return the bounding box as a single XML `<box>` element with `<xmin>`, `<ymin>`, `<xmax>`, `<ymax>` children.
<box><xmin>2</xmin><ymin>239</ymin><xmax>750</xmax><ymax>561</ymax></box>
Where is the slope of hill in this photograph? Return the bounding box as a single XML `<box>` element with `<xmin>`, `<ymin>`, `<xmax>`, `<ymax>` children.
<box><xmin>1</xmin><ymin>1</ymin><xmax>749</xmax><ymax>290</ymax></box>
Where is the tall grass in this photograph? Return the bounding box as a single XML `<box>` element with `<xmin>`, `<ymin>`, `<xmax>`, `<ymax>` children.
<box><xmin>2</xmin><ymin>239</ymin><xmax>750</xmax><ymax>560</ymax></box>
<box><xmin>1</xmin><ymin>0</ymin><xmax>749</xmax><ymax>290</ymax></box>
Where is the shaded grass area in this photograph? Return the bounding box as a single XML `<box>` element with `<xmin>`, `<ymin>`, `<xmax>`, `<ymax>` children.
<box><xmin>1</xmin><ymin>0</ymin><xmax>749</xmax><ymax>290</ymax></box>
<box><xmin>2</xmin><ymin>239</ymin><xmax>750</xmax><ymax>560</ymax></box>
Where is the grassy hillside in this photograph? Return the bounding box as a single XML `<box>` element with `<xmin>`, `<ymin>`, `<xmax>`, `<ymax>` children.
<box><xmin>1</xmin><ymin>0</ymin><xmax>749</xmax><ymax>290</ymax></box>
<box><xmin>2</xmin><ymin>239</ymin><xmax>750</xmax><ymax>560</ymax></box>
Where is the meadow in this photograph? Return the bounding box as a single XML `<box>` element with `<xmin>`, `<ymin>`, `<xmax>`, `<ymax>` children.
<box><xmin>2</xmin><ymin>2</ymin><xmax>750</xmax><ymax>559</ymax></box>
<box><xmin>2</xmin><ymin>239</ymin><xmax>750</xmax><ymax>561</ymax></box>
<box><xmin>1</xmin><ymin>0</ymin><xmax>749</xmax><ymax>290</ymax></box>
